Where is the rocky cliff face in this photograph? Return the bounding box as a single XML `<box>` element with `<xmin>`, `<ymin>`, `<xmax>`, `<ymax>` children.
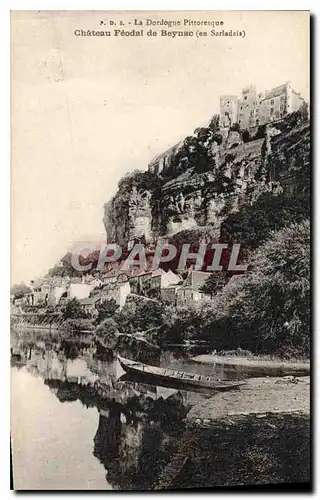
<box><xmin>103</xmin><ymin>113</ymin><xmax>309</xmax><ymax>246</ymax></box>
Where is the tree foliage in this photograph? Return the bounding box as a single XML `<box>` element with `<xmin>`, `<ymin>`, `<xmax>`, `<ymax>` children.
<box><xmin>200</xmin><ymin>220</ymin><xmax>310</xmax><ymax>357</ymax></box>
<box><xmin>96</xmin><ymin>299</ymin><xmax>118</xmax><ymax>324</ymax></box>
<box><xmin>63</xmin><ymin>298</ymin><xmax>87</xmax><ymax>320</ymax></box>
<box><xmin>11</xmin><ymin>283</ymin><xmax>31</xmax><ymax>299</ymax></box>
<box><xmin>116</xmin><ymin>296</ymin><xmax>164</xmax><ymax>333</ymax></box>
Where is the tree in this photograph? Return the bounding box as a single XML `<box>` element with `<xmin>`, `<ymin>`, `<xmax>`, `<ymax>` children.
<box><xmin>208</xmin><ymin>114</ymin><xmax>220</xmax><ymax>132</ymax></box>
<box><xmin>200</xmin><ymin>274</ymin><xmax>226</xmax><ymax>295</ymax></box>
<box><xmin>63</xmin><ymin>298</ymin><xmax>87</xmax><ymax>320</ymax></box>
<box><xmin>11</xmin><ymin>283</ymin><xmax>32</xmax><ymax>299</ymax></box>
<box><xmin>116</xmin><ymin>296</ymin><xmax>164</xmax><ymax>333</ymax></box>
<box><xmin>95</xmin><ymin>317</ymin><xmax>119</xmax><ymax>349</ymax></box>
<box><xmin>200</xmin><ymin>220</ymin><xmax>310</xmax><ymax>357</ymax></box>
<box><xmin>96</xmin><ymin>299</ymin><xmax>118</xmax><ymax>324</ymax></box>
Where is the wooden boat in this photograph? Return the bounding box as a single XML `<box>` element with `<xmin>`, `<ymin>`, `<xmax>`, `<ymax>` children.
<box><xmin>118</xmin><ymin>356</ymin><xmax>246</xmax><ymax>391</ymax></box>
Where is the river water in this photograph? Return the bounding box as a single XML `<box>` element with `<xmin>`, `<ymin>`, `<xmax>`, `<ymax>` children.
<box><xmin>10</xmin><ymin>328</ymin><xmax>237</xmax><ymax>490</ymax></box>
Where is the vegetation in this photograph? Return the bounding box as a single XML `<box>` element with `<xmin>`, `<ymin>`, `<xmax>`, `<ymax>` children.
<box><xmin>96</xmin><ymin>299</ymin><xmax>118</xmax><ymax>324</ymax></box>
<box><xmin>62</xmin><ymin>298</ymin><xmax>87</xmax><ymax>320</ymax></box>
<box><xmin>11</xmin><ymin>283</ymin><xmax>31</xmax><ymax>299</ymax></box>
<box><xmin>95</xmin><ymin>317</ymin><xmax>119</xmax><ymax>349</ymax></box>
<box><xmin>63</xmin><ymin>318</ymin><xmax>94</xmax><ymax>333</ymax></box>
<box><xmin>116</xmin><ymin>295</ymin><xmax>164</xmax><ymax>334</ymax></box>
<box><xmin>198</xmin><ymin>220</ymin><xmax>310</xmax><ymax>357</ymax></box>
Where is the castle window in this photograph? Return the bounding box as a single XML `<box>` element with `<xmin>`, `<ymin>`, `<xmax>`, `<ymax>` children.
<box><xmin>280</xmin><ymin>105</ymin><xmax>284</xmax><ymax>112</ymax></box>
<box><xmin>271</xmin><ymin>99</ymin><xmax>274</xmax><ymax>105</ymax></box>
<box><xmin>250</xmin><ymin>110</ymin><xmax>254</xmax><ymax>116</ymax></box>
<box><xmin>225</xmin><ymin>112</ymin><xmax>228</xmax><ymax>116</ymax></box>
<box><xmin>280</xmin><ymin>95</ymin><xmax>285</xmax><ymax>102</ymax></box>
<box><xmin>244</xmin><ymin>96</ymin><xmax>247</xmax><ymax>100</ymax></box>
<box><xmin>270</xmin><ymin>107</ymin><xmax>274</xmax><ymax>115</ymax></box>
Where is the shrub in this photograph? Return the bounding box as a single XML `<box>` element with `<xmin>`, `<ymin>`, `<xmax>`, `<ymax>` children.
<box><xmin>116</xmin><ymin>295</ymin><xmax>164</xmax><ymax>333</ymax></box>
<box><xmin>63</xmin><ymin>298</ymin><xmax>87</xmax><ymax>320</ymax></box>
<box><xmin>95</xmin><ymin>317</ymin><xmax>119</xmax><ymax>348</ymax></box>
<box><xmin>200</xmin><ymin>220</ymin><xmax>310</xmax><ymax>357</ymax></box>
<box><xmin>96</xmin><ymin>299</ymin><xmax>118</xmax><ymax>324</ymax></box>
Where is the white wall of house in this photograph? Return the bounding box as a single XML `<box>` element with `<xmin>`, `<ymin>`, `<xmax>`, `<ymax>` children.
<box><xmin>160</xmin><ymin>270</ymin><xmax>181</xmax><ymax>288</ymax></box>
<box><xmin>68</xmin><ymin>283</ymin><xmax>93</xmax><ymax>300</ymax></box>
<box><xmin>119</xmin><ymin>282</ymin><xmax>131</xmax><ymax>309</ymax></box>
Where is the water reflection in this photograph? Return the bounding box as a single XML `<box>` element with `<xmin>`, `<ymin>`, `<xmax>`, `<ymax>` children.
<box><xmin>11</xmin><ymin>329</ymin><xmax>210</xmax><ymax>490</ymax></box>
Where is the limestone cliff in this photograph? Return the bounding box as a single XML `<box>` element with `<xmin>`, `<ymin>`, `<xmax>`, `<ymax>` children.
<box><xmin>103</xmin><ymin>111</ymin><xmax>309</xmax><ymax>246</ymax></box>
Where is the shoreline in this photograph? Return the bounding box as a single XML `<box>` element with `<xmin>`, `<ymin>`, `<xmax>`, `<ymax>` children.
<box><xmin>190</xmin><ymin>354</ymin><xmax>310</xmax><ymax>377</ymax></box>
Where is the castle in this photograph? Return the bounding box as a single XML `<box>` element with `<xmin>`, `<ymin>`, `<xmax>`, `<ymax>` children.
<box><xmin>148</xmin><ymin>82</ymin><xmax>306</xmax><ymax>177</ymax></box>
<box><xmin>220</xmin><ymin>81</ymin><xmax>305</xmax><ymax>132</ymax></box>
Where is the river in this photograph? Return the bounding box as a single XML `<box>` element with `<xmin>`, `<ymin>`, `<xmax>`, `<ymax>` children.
<box><xmin>10</xmin><ymin>328</ymin><xmax>238</xmax><ymax>490</ymax></box>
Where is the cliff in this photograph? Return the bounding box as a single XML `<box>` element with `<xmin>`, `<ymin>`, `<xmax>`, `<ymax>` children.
<box><xmin>103</xmin><ymin>111</ymin><xmax>310</xmax><ymax>248</ymax></box>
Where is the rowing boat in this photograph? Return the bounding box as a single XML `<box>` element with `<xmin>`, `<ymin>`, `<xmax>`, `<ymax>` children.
<box><xmin>118</xmin><ymin>356</ymin><xmax>246</xmax><ymax>391</ymax></box>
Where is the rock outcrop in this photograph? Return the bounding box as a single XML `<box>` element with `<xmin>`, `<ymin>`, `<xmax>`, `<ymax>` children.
<box><xmin>103</xmin><ymin>113</ymin><xmax>309</xmax><ymax>247</ymax></box>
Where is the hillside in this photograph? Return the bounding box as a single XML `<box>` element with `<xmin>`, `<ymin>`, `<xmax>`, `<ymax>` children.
<box><xmin>103</xmin><ymin>110</ymin><xmax>310</xmax><ymax>251</ymax></box>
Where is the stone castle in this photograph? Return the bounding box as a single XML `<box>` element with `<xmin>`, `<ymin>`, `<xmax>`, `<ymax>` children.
<box><xmin>219</xmin><ymin>81</ymin><xmax>305</xmax><ymax>133</ymax></box>
<box><xmin>103</xmin><ymin>81</ymin><xmax>308</xmax><ymax>248</ymax></box>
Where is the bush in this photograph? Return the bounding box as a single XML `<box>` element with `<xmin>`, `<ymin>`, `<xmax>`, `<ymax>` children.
<box><xmin>96</xmin><ymin>299</ymin><xmax>118</xmax><ymax>324</ymax></box>
<box><xmin>200</xmin><ymin>220</ymin><xmax>310</xmax><ymax>357</ymax></box>
<box><xmin>116</xmin><ymin>295</ymin><xmax>164</xmax><ymax>333</ymax></box>
<box><xmin>156</xmin><ymin>304</ymin><xmax>204</xmax><ymax>346</ymax></box>
<box><xmin>63</xmin><ymin>298</ymin><xmax>87</xmax><ymax>320</ymax></box>
<box><xmin>95</xmin><ymin>317</ymin><xmax>119</xmax><ymax>348</ymax></box>
<box><xmin>63</xmin><ymin>318</ymin><xmax>94</xmax><ymax>333</ymax></box>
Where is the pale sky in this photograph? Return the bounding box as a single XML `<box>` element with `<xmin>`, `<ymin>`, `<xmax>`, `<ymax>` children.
<box><xmin>11</xmin><ymin>10</ymin><xmax>309</xmax><ymax>284</ymax></box>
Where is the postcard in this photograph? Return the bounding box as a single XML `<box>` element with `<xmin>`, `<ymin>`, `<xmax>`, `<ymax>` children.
<box><xmin>11</xmin><ymin>10</ymin><xmax>310</xmax><ymax>491</ymax></box>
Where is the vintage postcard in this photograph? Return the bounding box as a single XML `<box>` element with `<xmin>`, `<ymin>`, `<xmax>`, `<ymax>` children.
<box><xmin>11</xmin><ymin>10</ymin><xmax>310</xmax><ymax>491</ymax></box>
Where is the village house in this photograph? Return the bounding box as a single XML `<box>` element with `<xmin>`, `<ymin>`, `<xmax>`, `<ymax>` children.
<box><xmin>91</xmin><ymin>280</ymin><xmax>131</xmax><ymax>309</ymax></box>
<box><xmin>129</xmin><ymin>269</ymin><xmax>181</xmax><ymax>297</ymax></box>
<box><xmin>67</xmin><ymin>276</ymin><xmax>102</xmax><ymax>301</ymax></box>
<box><xmin>176</xmin><ymin>270</ymin><xmax>213</xmax><ymax>307</ymax></box>
<box><xmin>79</xmin><ymin>297</ymin><xmax>100</xmax><ymax>316</ymax></box>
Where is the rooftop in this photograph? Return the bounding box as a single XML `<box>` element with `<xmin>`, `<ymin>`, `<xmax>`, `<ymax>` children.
<box><xmin>262</xmin><ymin>83</ymin><xmax>288</xmax><ymax>101</ymax></box>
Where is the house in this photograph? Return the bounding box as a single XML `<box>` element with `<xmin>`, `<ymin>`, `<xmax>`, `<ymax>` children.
<box><xmin>79</xmin><ymin>297</ymin><xmax>100</xmax><ymax>316</ymax></box>
<box><xmin>68</xmin><ymin>277</ymin><xmax>97</xmax><ymax>300</ymax></box>
<box><xmin>176</xmin><ymin>270</ymin><xmax>213</xmax><ymax>307</ymax></box>
<box><xmin>160</xmin><ymin>283</ymin><xmax>183</xmax><ymax>304</ymax></box>
<box><xmin>29</xmin><ymin>278</ymin><xmax>50</xmax><ymax>305</ymax></box>
<box><xmin>92</xmin><ymin>280</ymin><xmax>131</xmax><ymax>309</ymax></box>
<box><xmin>129</xmin><ymin>269</ymin><xmax>181</xmax><ymax>297</ymax></box>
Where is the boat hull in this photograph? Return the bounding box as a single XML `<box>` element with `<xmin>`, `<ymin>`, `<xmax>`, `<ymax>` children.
<box><xmin>118</xmin><ymin>356</ymin><xmax>245</xmax><ymax>391</ymax></box>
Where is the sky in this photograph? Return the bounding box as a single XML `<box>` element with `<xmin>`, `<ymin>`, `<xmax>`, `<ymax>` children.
<box><xmin>11</xmin><ymin>10</ymin><xmax>310</xmax><ymax>284</ymax></box>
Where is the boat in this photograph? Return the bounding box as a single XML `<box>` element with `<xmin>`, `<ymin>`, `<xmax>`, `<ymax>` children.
<box><xmin>118</xmin><ymin>356</ymin><xmax>246</xmax><ymax>391</ymax></box>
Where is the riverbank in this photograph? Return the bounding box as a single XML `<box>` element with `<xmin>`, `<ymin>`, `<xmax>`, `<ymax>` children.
<box><xmin>154</xmin><ymin>376</ymin><xmax>310</xmax><ymax>489</ymax></box>
<box><xmin>191</xmin><ymin>354</ymin><xmax>310</xmax><ymax>378</ymax></box>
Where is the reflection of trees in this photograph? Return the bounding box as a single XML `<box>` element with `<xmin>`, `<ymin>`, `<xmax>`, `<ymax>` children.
<box><xmin>44</xmin><ymin>376</ymin><xmax>188</xmax><ymax>490</ymax></box>
<box><xmin>93</xmin><ymin>393</ymin><xmax>187</xmax><ymax>490</ymax></box>
<box><xmin>12</xmin><ymin>332</ymin><xmax>190</xmax><ymax>490</ymax></box>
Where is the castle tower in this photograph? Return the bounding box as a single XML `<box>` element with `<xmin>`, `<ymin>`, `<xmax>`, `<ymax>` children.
<box><xmin>219</xmin><ymin>95</ymin><xmax>239</xmax><ymax>129</ymax></box>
